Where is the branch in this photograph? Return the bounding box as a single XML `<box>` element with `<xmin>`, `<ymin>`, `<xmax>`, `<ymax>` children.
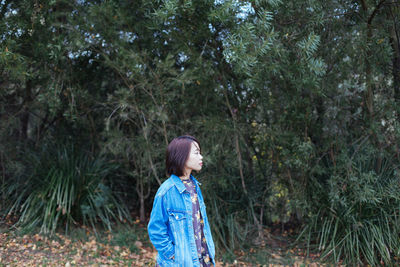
<box><xmin>383</xmin><ymin>1</ymin><xmax>400</xmax><ymax>5</ymax></box>
<box><xmin>368</xmin><ymin>0</ymin><xmax>387</xmax><ymax>25</ymax></box>
<box><xmin>360</xmin><ymin>0</ymin><xmax>368</xmax><ymax>12</ymax></box>
<box><xmin>393</xmin><ymin>10</ymin><xmax>400</xmax><ymax>53</ymax></box>
<box><xmin>141</xmin><ymin>111</ymin><xmax>162</xmax><ymax>186</ymax></box>
<box><xmin>222</xmin><ymin>84</ymin><xmax>247</xmax><ymax>195</ymax></box>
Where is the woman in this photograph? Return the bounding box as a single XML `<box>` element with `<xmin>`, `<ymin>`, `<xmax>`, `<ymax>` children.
<box><xmin>148</xmin><ymin>135</ymin><xmax>215</xmax><ymax>267</ymax></box>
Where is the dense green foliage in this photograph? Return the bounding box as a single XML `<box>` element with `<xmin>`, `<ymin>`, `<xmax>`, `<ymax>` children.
<box><xmin>6</xmin><ymin>144</ymin><xmax>130</xmax><ymax>234</ymax></box>
<box><xmin>301</xmin><ymin>144</ymin><xmax>400</xmax><ymax>265</ymax></box>
<box><xmin>1</xmin><ymin>0</ymin><xmax>400</xmax><ymax>264</ymax></box>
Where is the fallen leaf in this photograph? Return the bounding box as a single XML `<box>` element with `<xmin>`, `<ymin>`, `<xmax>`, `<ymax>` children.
<box><xmin>134</xmin><ymin>240</ymin><xmax>143</xmax><ymax>248</ymax></box>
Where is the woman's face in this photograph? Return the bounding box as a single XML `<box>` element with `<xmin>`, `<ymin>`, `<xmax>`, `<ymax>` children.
<box><xmin>184</xmin><ymin>141</ymin><xmax>203</xmax><ymax>172</ymax></box>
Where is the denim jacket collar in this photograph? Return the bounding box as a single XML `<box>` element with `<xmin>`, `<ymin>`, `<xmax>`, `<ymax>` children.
<box><xmin>171</xmin><ymin>174</ymin><xmax>201</xmax><ymax>194</ymax></box>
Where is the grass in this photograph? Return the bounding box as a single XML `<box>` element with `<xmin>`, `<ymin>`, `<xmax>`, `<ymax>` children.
<box><xmin>299</xmin><ymin>148</ymin><xmax>400</xmax><ymax>266</ymax></box>
<box><xmin>5</xmin><ymin>145</ymin><xmax>130</xmax><ymax>236</ymax></box>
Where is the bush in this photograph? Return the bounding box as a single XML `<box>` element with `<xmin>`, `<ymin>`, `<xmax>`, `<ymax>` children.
<box><xmin>6</xmin><ymin>144</ymin><xmax>130</xmax><ymax>235</ymax></box>
<box><xmin>300</xmin><ymin>144</ymin><xmax>400</xmax><ymax>265</ymax></box>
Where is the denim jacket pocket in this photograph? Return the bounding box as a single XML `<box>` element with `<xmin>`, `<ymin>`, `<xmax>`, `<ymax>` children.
<box><xmin>157</xmin><ymin>253</ymin><xmax>176</xmax><ymax>267</ymax></box>
<box><xmin>167</xmin><ymin>209</ymin><xmax>187</xmax><ymax>264</ymax></box>
<box><xmin>168</xmin><ymin>210</ymin><xmax>187</xmax><ymax>221</ymax></box>
<box><xmin>168</xmin><ymin>210</ymin><xmax>187</xmax><ymax>235</ymax></box>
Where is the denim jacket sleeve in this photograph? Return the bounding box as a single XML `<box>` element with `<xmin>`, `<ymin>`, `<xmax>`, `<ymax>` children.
<box><xmin>147</xmin><ymin>194</ymin><xmax>175</xmax><ymax>260</ymax></box>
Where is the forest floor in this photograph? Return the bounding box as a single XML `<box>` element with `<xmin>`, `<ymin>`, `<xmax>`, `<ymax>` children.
<box><xmin>0</xmin><ymin>218</ymin><xmax>326</xmax><ymax>267</ymax></box>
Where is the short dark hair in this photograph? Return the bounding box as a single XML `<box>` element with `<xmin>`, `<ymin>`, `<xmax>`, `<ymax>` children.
<box><xmin>166</xmin><ymin>135</ymin><xmax>200</xmax><ymax>177</ymax></box>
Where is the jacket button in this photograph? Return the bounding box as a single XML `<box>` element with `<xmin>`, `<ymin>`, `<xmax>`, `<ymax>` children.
<box><xmin>176</xmin><ymin>216</ymin><xmax>179</xmax><ymax>219</ymax></box>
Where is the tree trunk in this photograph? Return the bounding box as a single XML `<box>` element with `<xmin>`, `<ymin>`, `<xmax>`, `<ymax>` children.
<box><xmin>20</xmin><ymin>79</ymin><xmax>32</xmax><ymax>141</ymax></box>
<box><xmin>136</xmin><ymin>174</ymin><xmax>151</xmax><ymax>223</ymax></box>
<box><xmin>364</xmin><ymin>22</ymin><xmax>374</xmax><ymax>119</ymax></box>
<box><xmin>137</xmin><ymin>178</ymin><xmax>146</xmax><ymax>223</ymax></box>
<box><xmin>390</xmin><ymin>13</ymin><xmax>400</xmax><ymax>102</ymax></box>
<box><xmin>1</xmin><ymin>152</ymin><xmax>5</xmax><ymax>211</ymax></box>
<box><xmin>360</xmin><ymin>0</ymin><xmax>387</xmax><ymax>120</ymax></box>
<box><xmin>139</xmin><ymin>193</ymin><xmax>145</xmax><ymax>223</ymax></box>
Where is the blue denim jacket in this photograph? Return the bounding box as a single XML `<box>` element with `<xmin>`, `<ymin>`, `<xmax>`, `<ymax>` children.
<box><xmin>147</xmin><ymin>174</ymin><xmax>215</xmax><ymax>267</ymax></box>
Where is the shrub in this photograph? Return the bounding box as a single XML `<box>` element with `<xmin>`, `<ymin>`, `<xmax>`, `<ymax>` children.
<box><xmin>6</xmin><ymin>145</ymin><xmax>130</xmax><ymax>235</ymax></box>
<box><xmin>300</xmin><ymin>145</ymin><xmax>400</xmax><ymax>265</ymax></box>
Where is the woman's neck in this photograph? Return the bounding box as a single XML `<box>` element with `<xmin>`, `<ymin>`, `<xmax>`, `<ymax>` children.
<box><xmin>179</xmin><ymin>170</ymin><xmax>191</xmax><ymax>180</ymax></box>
